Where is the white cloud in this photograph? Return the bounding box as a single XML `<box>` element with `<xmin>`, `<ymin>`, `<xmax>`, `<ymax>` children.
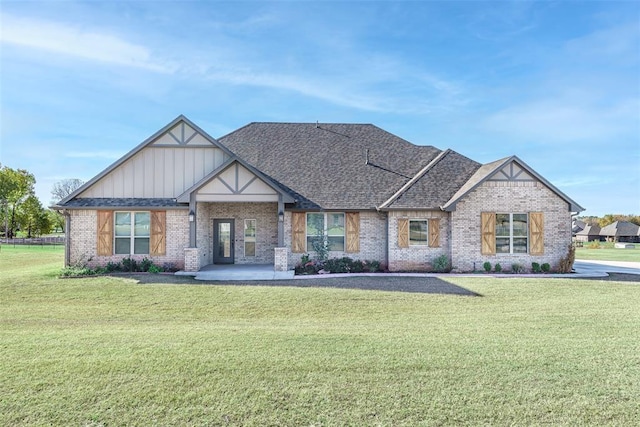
<box><xmin>0</xmin><ymin>13</ymin><xmax>176</xmax><ymax>73</ymax></box>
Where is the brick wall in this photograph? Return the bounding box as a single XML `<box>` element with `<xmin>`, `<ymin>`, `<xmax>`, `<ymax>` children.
<box><xmin>387</xmin><ymin>210</ymin><xmax>450</xmax><ymax>272</ymax></box>
<box><xmin>283</xmin><ymin>210</ymin><xmax>387</xmax><ymax>268</ymax></box>
<box><xmin>450</xmin><ymin>181</ymin><xmax>572</xmax><ymax>272</ymax></box>
<box><xmin>196</xmin><ymin>202</ymin><xmax>279</xmax><ymax>265</ymax></box>
<box><xmin>68</xmin><ymin>209</ymin><xmax>188</xmax><ymax>270</ymax></box>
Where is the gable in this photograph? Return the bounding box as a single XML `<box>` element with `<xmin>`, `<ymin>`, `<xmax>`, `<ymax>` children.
<box><xmin>488</xmin><ymin>162</ymin><xmax>535</xmax><ymax>181</ymax></box>
<box><xmin>194</xmin><ymin>162</ymin><xmax>279</xmax><ymax>202</ymax></box>
<box><xmin>72</xmin><ymin>117</ymin><xmax>231</xmax><ymax>200</ymax></box>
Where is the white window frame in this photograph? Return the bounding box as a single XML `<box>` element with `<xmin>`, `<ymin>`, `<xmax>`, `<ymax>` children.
<box><xmin>114</xmin><ymin>211</ymin><xmax>150</xmax><ymax>255</ymax></box>
<box><xmin>495</xmin><ymin>213</ymin><xmax>528</xmax><ymax>254</ymax></box>
<box><xmin>408</xmin><ymin>219</ymin><xmax>429</xmax><ymax>246</ymax></box>
<box><xmin>306</xmin><ymin>212</ymin><xmax>345</xmax><ymax>252</ymax></box>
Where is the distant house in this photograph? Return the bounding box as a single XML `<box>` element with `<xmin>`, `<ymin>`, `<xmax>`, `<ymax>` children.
<box><xmin>599</xmin><ymin>221</ymin><xmax>640</xmax><ymax>243</ymax></box>
<box><xmin>572</xmin><ymin>219</ymin><xmax>585</xmax><ymax>235</ymax></box>
<box><xmin>575</xmin><ymin>224</ymin><xmax>602</xmax><ymax>242</ymax></box>
<box><xmin>55</xmin><ymin>116</ymin><xmax>584</xmax><ymax>273</ymax></box>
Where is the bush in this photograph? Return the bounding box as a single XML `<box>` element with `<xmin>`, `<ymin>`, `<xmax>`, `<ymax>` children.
<box><xmin>494</xmin><ymin>263</ymin><xmax>502</xmax><ymax>273</ymax></box>
<box><xmin>60</xmin><ymin>266</ymin><xmax>96</xmax><ymax>277</ymax></box>
<box><xmin>587</xmin><ymin>241</ymin><xmax>601</xmax><ymax>249</ymax></box>
<box><xmin>139</xmin><ymin>257</ymin><xmax>153</xmax><ymax>272</ymax></box>
<box><xmin>511</xmin><ymin>263</ymin><xmax>524</xmax><ymax>274</ymax></box>
<box><xmin>483</xmin><ymin>261</ymin><xmax>492</xmax><ymax>272</ymax></box>
<box><xmin>121</xmin><ymin>257</ymin><xmax>138</xmax><ymax>272</ymax></box>
<box><xmin>365</xmin><ymin>260</ymin><xmax>381</xmax><ymax>272</ymax></box>
<box><xmin>558</xmin><ymin>244</ymin><xmax>575</xmax><ymax>273</ymax></box>
<box><xmin>324</xmin><ymin>257</ymin><xmax>353</xmax><ymax>273</ymax></box>
<box><xmin>350</xmin><ymin>259</ymin><xmax>365</xmax><ymax>273</ymax></box>
<box><xmin>105</xmin><ymin>261</ymin><xmax>122</xmax><ymax>272</ymax></box>
<box><xmin>433</xmin><ymin>254</ymin><xmax>450</xmax><ymax>273</ymax></box>
<box><xmin>531</xmin><ymin>262</ymin><xmax>541</xmax><ymax>273</ymax></box>
<box><xmin>541</xmin><ymin>263</ymin><xmax>551</xmax><ymax>273</ymax></box>
<box><xmin>148</xmin><ymin>264</ymin><xmax>162</xmax><ymax>274</ymax></box>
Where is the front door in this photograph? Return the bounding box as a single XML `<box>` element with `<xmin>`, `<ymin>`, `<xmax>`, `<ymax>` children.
<box><xmin>213</xmin><ymin>219</ymin><xmax>235</xmax><ymax>264</ymax></box>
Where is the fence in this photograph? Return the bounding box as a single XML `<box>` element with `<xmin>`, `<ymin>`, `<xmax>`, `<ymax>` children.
<box><xmin>0</xmin><ymin>236</ymin><xmax>66</xmax><ymax>247</ymax></box>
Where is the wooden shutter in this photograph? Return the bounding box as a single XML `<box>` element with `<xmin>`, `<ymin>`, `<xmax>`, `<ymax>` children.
<box><xmin>345</xmin><ymin>212</ymin><xmax>360</xmax><ymax>253</ymax></box>
<box><xmin>150</xmin><ymin>211</ymin><xmax>166</xmax><ymax>256</ymax></box>
<box><xmin>428</xmin><ymin>218</ymin><xmax>440</xmax><ymax>247</ymax></box>
<box><xmin>97</xmin><ymin>210</ymin><xmax>113</xmax><ymax>256</ymax></box>
<box><xmin>397</xmin><ymin>218</ymin><xmax>409</xmax><ymax>248</ymax></box>
<box><xmin>529</xmin><ymin>212</ymin><xmax>544</xmax><ymax>255</ymax></box>
<box><xmin>292</xmin><ymin>212</ymin><xmax>306</xmax><ymax>253</ymax></box>
<box><xmin>481</xmin><ymin>212</ymin><xmax>496</xmax><ymax>255</ymax></box>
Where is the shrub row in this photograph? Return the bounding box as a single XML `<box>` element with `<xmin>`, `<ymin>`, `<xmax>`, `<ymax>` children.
<box><xmin>482</xmin><ymin>261</ymin><xmax>551</xmax><ymax>274</ymax></box>
<box><xmin>60</xmin><ymin>257</ymin><xmax>174</xmax><ymax>277</ymax></box>
<box><xmin>295</xmin><ymin>256</ymin><xmax>383</xmax><ymax>275</ymax></box>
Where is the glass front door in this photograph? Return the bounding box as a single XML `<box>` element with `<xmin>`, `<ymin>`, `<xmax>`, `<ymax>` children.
<box><xmin>213</xmin><ymin>219</ymin><xmax>235</xmax><ymax>264</ymax></box>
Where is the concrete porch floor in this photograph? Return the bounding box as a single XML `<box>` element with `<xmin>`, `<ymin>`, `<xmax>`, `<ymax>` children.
<box><xmin>177</xmin><ymin>263</ymin><xmax>295</xmax><ymax>281</ymax></box>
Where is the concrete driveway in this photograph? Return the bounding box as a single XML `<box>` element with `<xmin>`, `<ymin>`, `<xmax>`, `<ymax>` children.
<box><xmin>574</xmin><ymin>260</ymin><xmax>640</xmax><ymax>276</ymax></box>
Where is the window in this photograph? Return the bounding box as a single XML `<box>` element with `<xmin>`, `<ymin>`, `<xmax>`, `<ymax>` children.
<box><xmin>244</xmin><ymin>219</ymin><xmax>256</xmax><ymax>257</ymax></box>
<box><xmin>496</xmin><ymin>213</ymin><xmax>528</xmax><ymax>254</ymax></box>
<box><xmin>409</xmin><ymin>220</ymin><xmax>428</xmax><ymax>246</ymax></box>
<box><xmin>306</xmin><ymin>212</ymin><xmax>345</xmax><ymax>251</ymax></box>
<box><xmin>115</xmin><ymin>212</ymin><xmax>150</xmax><ymax>255</ymax></box>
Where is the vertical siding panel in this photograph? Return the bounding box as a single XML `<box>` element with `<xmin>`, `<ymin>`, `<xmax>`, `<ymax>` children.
<box><xmin>144</xmin><ymin>148</ymin><xmax>154</xmax><ymax>197</ymax></box>
<box><xmin>164</xmin><ymin>148</ymin><xmax>173</xmax><ymax>197</ymax></box>
<box><xmin>154</xmin><ymin>148</ymin><xmax>164</xmax><ymax>198</ymax></box>
<box><xmin>134</xmin><ymin>152</ymin><xmax>144</xmax><ymax>197</ymax></box>
<box><xmin>184</xmin><ymin>148</ymin><xmax>195</xmax><ymax>188</ymax></box>
<box><xmin>174</xmin><ymin>148</ymin><xmax>185</xmax><ymax>195</ymax></box>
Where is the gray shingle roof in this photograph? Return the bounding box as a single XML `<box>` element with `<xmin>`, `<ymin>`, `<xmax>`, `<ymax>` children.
<box><xmin>599</xmin><ymin>221</ymin><xmax>640</xmax><ymax>237</ymax></box>
<box><xmin>218</xmin><ymin>122</ymin><xmax>476</xmax><ymax>210</ymax></box>
<box><xmin>576</xmin><ymin>224</ymin><xmax>601</xmax><ymax>236</ymax></box>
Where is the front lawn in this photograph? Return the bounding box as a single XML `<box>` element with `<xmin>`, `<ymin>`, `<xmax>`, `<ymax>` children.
<box><xmin>576</xmin><ymin>242</ymin><xmax>640</xmax><ymax>262</ymax></box>
<box><xmin>1</xmin><ymin>246</ymin><xmax>639</xmax><ymax>425</ymax></box>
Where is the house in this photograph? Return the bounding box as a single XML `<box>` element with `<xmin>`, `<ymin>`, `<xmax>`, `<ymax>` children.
<box><xmin>55</xmin><ymin>115</ymin><xmax>584</xmax><ymax>273</ymax></box>
<box><xmin>575</xmin><ymin>224</ymin><xmax>602</xmax><ymax>243</ymax></box>
<box><xmin>599</xmin><ymin>221</ymin><xmax>640</xmax><ymax>243</ymax></box>
<box><xmin>572</xmin><ymin>219</ymin><xmax>586</xmax><ymax>235</ymax></box>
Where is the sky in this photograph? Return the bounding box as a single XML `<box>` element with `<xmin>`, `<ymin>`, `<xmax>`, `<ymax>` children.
<box><xmin>0</xmin><ymin>0</ymin><xmax>638</xmax><ymax>217</ymax></box>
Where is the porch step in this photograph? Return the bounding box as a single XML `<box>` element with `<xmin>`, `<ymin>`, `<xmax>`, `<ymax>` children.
<box><xmin>188</xmin><ymin>264</ymin><xmax>295</xmax><ymax>281</ymax></box>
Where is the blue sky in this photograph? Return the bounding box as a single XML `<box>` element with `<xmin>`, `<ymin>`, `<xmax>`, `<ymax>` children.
<box><xmin>1</xmin><ymin>0</ymin><xmax>638</xmax><ymax>216</ymax></box>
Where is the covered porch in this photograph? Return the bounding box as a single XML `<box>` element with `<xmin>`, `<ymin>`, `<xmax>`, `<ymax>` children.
<box><xmin>178</xmin><ymin>158</ymin><xmax>295</xmax><ymax>273</ymax></box>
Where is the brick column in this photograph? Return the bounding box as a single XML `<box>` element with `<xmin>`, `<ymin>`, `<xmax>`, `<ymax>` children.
<box><xmin>274</xmin><ymin>247</ymin><xmax>288</xmax><ymax>272</ymax></box>
<box><xmin>184</xmin><ymin>247</ymin><xmax>201</xmax><ymax>272</ymax></box>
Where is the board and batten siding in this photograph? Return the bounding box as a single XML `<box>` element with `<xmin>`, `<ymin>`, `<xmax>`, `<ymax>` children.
<box><xmin>79</xmin><ymin>146</ymin><xmax>229</xmax><ymax>199</ymax></box>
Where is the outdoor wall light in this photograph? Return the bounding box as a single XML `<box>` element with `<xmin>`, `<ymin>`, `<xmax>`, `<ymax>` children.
<box><xmin>189</xmin><ymin>210</ymin><xmax>195</xmax><ymax>222</ymax></box>
<box><xmin>278</xmin><ymin>211</ymin><xmax>285</xmax><ymax>222</ymax></box>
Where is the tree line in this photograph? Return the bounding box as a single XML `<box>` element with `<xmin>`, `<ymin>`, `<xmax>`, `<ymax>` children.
<box><xmin>577</xmin><ymin>214</ymin><xmax>640</xmax><ymax>227</ymax></box>
<box><xmin>0</xmin><ymin>164</ymin><xmax>82</xmax><ymax>238</ymax></box>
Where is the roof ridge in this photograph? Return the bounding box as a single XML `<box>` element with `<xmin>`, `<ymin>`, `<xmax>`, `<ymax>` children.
<box><xmin>377</xmin><ymin>149</ymin><xmax>450</xmax><ymax>210</ymax></box>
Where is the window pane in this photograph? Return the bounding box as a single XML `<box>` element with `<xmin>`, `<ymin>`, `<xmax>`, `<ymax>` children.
<box><xmin>495</xmin><ymin>214</ymin><xmax>510</xmax><ymax>236</ymax></box>
<box><xmin>134</xmin><ymin>238</ymin><xmax>149</xmax><ymax>254</ymax></box>
<box><xmin>306</xmin><ymin>213</ymin><xmax>324</xmax><ymax>238</ymax></box>
<box><xmin>245</xmin><ymin>242</ymin><xmax>256</xmax><ymax>257</ymax></box>
<box><xmin>115</xmin><ymin>212</ymin><xmax>131</xmax><ymax>237</ymax></box>
<box><xmin>115</xmin><ymin>238</ymin><xmax>130</xmax><ymax>254</ymax></box>
<box><xmin>135</xmin><ymin>212</ymin><xmax>150</xmax><ymax>237</ymax></box>
<box><xmin>496</xmin><ymin>237</ymin><xmax>510</xmax><ymax>254</ymax></box>
<box><xmin>513</xmin><ymin>238</ymin><xmax>528</xmax><ymax>253</ymax></box>
<box><xmin>328</xmin><ymin>236</ymin><xmax>344</xmax><ymax>251</ymax></box>
<box><xmin>513</xmin><ymin>214</ymin><xmax>528</xmax><ymax>237</ymax></box>
<box><xmin>327</xmin><ymin>213</ymin><xmax>344</xmax><ymax>236</ymax></box>
<box><xmin>409</xmin><ymin>220</ymin><xmax>428</xmax><ymax>245</ymax></box>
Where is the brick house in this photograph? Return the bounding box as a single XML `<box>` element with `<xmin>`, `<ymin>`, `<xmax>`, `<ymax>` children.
<box><xmin>55</xmin><ymin>115</ymin><xmax>583</xmax><ymax>273</ymax></box>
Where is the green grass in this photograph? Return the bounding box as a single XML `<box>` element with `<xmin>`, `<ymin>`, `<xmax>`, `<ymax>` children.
<box><xmin>1</xmin><ymin>246</ymin><xmax>639</xmax><ymax>425</ymax></box>
<box><xmin>576</xmin><ymin>243</ymin><xmax>640</xmax><ymax>262</ymax></box>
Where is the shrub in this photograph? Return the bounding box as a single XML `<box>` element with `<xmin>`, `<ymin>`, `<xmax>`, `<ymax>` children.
<box><xmin>121</xmin><ymin>257</ymin><xmax>138</xmax><ymax>272</ymax></box>
<box><xmin>105</xmin><ymin>261</ymin><xmax>122</xmax><ymax>272</ymax></box>
<box><xmin>324</xmin><ymin>257</ymin><xmax>353</xmax><ymax>273</ymax></box>
<box><xmin>433</xmin><ymin>254</ymin><xmax>450</xmax><ymax>273</ymax></box>
<box><xmin>494</xmin><ymin>263</ymin><xmax>502</xmax><ymax>273</ymax></box>
<box><xmin>558</xmin><ymin>244</ymin><xmax>575</xmax><ymax>273</ymax></box>
<box><xmin>60</xmin><ymin>266</ymin><xmax>96</xmax><ymax>277</ymax></box>
<box><xmin>531</xmin><ymin>262</ymin><xmax>541</xmax><ymax>273</ymax></box>
<box><xmin>541</xmin><ymin>263</ymin><xmax>551</xmax><ymax>273</ymax></box>
<box><xmin>587</xmin><ymin>241</ymin><xmax>600</xmax><ymax>249</ymax></box>
<box><xmin>483</xmin><ymin>261</ymin><xmax>492</xmax><ymax>272</ymax></box>
<box><xmin>365</xmin><ymin>260</ymin><xmax>381</xmax><ymax>272</ymax></box>
<box><xmin>148</xmin><ymin>264</ymin><xmax>162</xmax><ymax>274</ymax></box>
<box><xmin>350</xmin><ymin>259</ymin><xmax>365</xmax><ymax>273</ymax></box>
<box><xmin>139</xmin><ymin>257</ymin><xmax>153</xmax><ymax>272</ymax></box>
<box><xmin>511</xmin><ymin>263</ymin><xmax>524</xmax><ymax>274</ymax></box>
